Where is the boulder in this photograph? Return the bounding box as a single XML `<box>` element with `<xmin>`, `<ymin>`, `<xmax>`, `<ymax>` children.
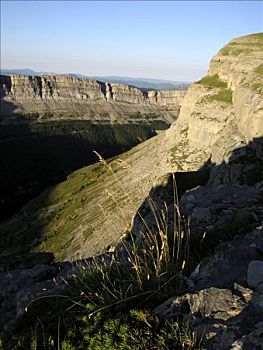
<box><xmin>154</xmin><ymin>284</ymin><xmax>263</xmax><ymax>350</ymax></box>
<box><xmin>247</xmin><ymin>260</ymin><xmax>263</xmax><ymax>289</ymax></box>
<box><xmin>190</xmin><ymin>228</ymin><xmax>263</xmax><ymax>290</ymax></box>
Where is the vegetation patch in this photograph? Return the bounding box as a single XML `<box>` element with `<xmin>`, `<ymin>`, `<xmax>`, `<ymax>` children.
<box><xmin>1</xmin><ymin>307</ymin><xmax>203</xmax><ymax>350</ymax></box>
<box><xmin>252</xmin><ymin>83</ymin><xmax>263</xmax><ymax>91</ymax></box>
<box><xmin>195</xmin><ymin>74</ymin><xmax>232</xmax><ymax>104</ymax></box>
<box><xmin>0</xmin><ymin>201</ymin><xmax>205</xmax><ymax>349</ymax></box>
<box><xmin>255</xmin><ymin>64</ymin><xmax>263</xmax><ymax>75</ymax></box>
<box><xmin>220</xmin><ymin>45</ymin><xmax>249</xmax><ymax>56</ymax></box>
<box><xmin>220</xmin><ymin>34</ymin><xmax>263</xmax><ymax>56</ymax></box>
<box><xmin>246</xmin><ymin>32</ymin><xmax>263</xmax><ymax>40</ymax></box>
<box><xmin>196</xmin><ymin>74</ymin><xmax>227</xmax><ymax>89</ymax></box>
<box><xmin>205</xmin><ymin>89</ymin><xmax>233</xmax><ymax>104</ymax></box>
<box><xmin>251</xmin><ymin>82</ymin><xmax>263</xmax><ymax>97</ymax></box>
<box><xmin>170</xmin><ymin>138</ymin><xmax>189</xmax><ymax>169</ymax></box>
<box><xmin>244</xmin><ymin>33</ymin><xmax>263</xmax><ymax>46</ymax></box>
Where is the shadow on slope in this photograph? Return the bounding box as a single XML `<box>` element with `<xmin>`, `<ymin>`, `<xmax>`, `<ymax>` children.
<box><xmin>0</xmin><ymin>97</ymin><xmax>169</xmax><ymax>222</ymax></box>
<box><xmin>129</xmin><ymin>136</ymin><xmax>263</xmax><ymax>260</ymax></box>
<box><xmin>127</xmin><ymin>137</ymin><xmax>263</xmax><ymax>347</ymax></box>
<box><xmin>0</xmin><ymin>120</ymin><xmax>159</xmax><ymax>220</ymax></box>
<box><xmin>1</xmin><ymin>138</ymin><xmax>262</xmax><ymax>349</ymax></box>
<box><xmin>0</xmin><ymin>135</ymin><xmax>262</xmax><ymax>267</ymax></box>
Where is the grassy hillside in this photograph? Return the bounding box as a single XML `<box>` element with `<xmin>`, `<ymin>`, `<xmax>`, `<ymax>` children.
<box><xmin>0</xmin><ymin>130</ymin><xmax>173</xmax><ymax>261</ymax></box>
<box><xmin>0</xmin><ymin>119</ymin><xmax>168</xmax><ymax>221</ymax></box>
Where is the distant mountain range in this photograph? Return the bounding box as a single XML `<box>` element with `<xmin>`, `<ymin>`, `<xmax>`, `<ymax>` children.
<box><xmin>0</xmin><ymin>68</ymin><xmax>190</xmax><ymax>91</ymax></box>
<box><xmin>1</xmin><ymin>68</ymin><xmax>38</xmax><ymax>76</ymax></box>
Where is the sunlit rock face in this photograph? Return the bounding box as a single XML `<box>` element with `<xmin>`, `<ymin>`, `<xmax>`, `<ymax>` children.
<box><xmin>0</xmin><ymin>74</ymin><xmax>186</xmax><ymax>124</ymax></box>
<box><xmin>167</xmin><ymin>33</ymin><xmax>263</xmax><ymax>165</ymax></box>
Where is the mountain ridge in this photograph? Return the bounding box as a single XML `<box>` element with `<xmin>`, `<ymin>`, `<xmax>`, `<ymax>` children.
<box><xmin>0</xmin><ymin>69</ymin><xmax>190</xmax><ymax>91</ymax></box>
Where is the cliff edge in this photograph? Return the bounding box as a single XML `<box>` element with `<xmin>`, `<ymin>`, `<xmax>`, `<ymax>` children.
<box><xmin>0</xmin><ymin>75</ymin><xmax>186</xmax><ymax>124</ymax></box>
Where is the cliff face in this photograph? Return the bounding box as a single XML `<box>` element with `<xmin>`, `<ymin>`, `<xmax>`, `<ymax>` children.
<box><xmin>0</xmin><ymin>33</ymin><xmax>262</xmax><ymax>262</ymax></box>
<box><xmin>166</xmin><ymin>32</ymin><xmax>263</xmax><ymax>164</ymax></box>
<box><xmin>0</xmin><ymin>75</ymin><xmax>186</xmax><ymax>123</ymax></box>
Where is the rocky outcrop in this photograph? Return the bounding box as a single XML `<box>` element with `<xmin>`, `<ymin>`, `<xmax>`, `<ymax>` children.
<box><xmin>132</xmin><ymin>142</ymin><xmax>263</xmax><ymax>349</ymax></box>
<box><xmin>0</xmin><ymin>251</ymin><xmax>113</xmax><ymax>335</ymax></box>
<box><xmin>151</xmin><ymin>215</ymin><xmax>263</xmax><ymax>350</ymax></box>
<box><xmin>0</xmin><ymin>74</ymin><xmax>186</xmax><ymax>124</ymax></box>
<box><xmin>215</xmin><ymin>35</ymin><xmax>263</xmax><ymax>142</ymax></box>
<box><xmin>166</xmin><ymin>34</ymin><xmax>263</xmax><ymax>164</ymax></box>
<box><xmin>154</xmin><ymin>280</ymin><xmax>263</xmax><ymax>349</ymax></box>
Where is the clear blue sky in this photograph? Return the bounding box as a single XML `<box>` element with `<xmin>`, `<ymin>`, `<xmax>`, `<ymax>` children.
<box><xmin>1</xmin><ymin>1</ymin><xmax>262</xmax><ymax>81</ymax></box>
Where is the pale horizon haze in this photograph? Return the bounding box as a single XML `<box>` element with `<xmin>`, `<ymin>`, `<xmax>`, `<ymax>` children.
<box><xmin>1</xmin><ymin>0</ymin><xmax>262</xmax><ymax>81</ymax></box>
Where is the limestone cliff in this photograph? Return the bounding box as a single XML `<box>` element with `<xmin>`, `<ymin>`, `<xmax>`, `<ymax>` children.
<box><xmin>0</xmin><ymin>75</ymin><xmax>186</xmax><ymax>124</ymax></box>
<box><xmin>166</xmin><ymin>33</ymin><xmax>263</xmax><ymax>164</ymax></box>
<box><xmin>0</xmin><ymin>33</ymin><xmax>262</xmax><ymax>262</ymax></box>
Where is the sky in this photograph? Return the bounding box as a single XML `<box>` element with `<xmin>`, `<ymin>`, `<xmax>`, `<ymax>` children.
<box><xmin>1</xmin><ymin>1</ymin><xmax>262</xmax><ymax>81</ymax></box>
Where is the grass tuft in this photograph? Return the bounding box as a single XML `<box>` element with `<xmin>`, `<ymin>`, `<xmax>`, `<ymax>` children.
<box><xmin>0</xmin><ymin>156</ymin><xmax>204</xmax><ymax>350</ymax></box>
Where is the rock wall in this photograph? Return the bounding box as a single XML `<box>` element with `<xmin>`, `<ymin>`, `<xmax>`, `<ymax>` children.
<box><xmin>166</xmin><ymin>33</ymin><xmax>263</xmax><ymax>164</ymax></box>
<box><xmin>209</xmin><ymin>34</ymin><xmax>263</xmax><ymax>142</ymax></box>
<box><xmin>0</xmin><ymin>74</ymin><xmax>186</xmax><ymax>123</ymax></box>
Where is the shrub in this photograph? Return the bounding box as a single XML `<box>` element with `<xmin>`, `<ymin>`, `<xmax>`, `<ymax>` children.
<box><xmin>59</xmin><ymin>310</ymin><xmax>204</xmax><ymax>350</ymax></box>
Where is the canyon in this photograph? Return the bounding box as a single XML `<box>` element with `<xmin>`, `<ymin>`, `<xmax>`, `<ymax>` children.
<box><xmin>0</xmin><ymin>33</ymin><xmax>263</xmax><ymax>349</ymax></box>
<box><xmin>0</xmin><ymin>75</ymin><xmax>186</xmax><ymax>221</ymax></box>
<box><xmin>1</xmin><ymin>33</ymin><xmax>262</xmax><ymax>261</ymax></box>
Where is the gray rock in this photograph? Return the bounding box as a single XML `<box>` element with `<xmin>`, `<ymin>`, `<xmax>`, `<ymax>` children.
<box><xmin>190</xmin><ymin>229</ymin><xmax>263</xmax><ymax>290</ymax></box>
<box><xmin>230</xmin><ymin>323</ymin><xmax>263</xmax><ymax>350</ymax></box>
<box><xmin>180</xmin><ymin>181</ymin><xmax>263</xmax><ymax>241</ymax></box>
<box><xmin>0</xmin><ymin>252</ymin><xmax>54</xmax><ymax>272</ymax></box>
<box><xmin>185</xmin><ymin>193</ymin><xmax>196</xmax><ymax>202</ymax></box>
<box><xmin>154</xmin><ymin>284</ymin><xmax>263</xmax><ymax>350</ymax></box>
<box><xmin>192</xmin><ymin>207</ymin><xmax>212</xmax><ymax>222</ymax></box>
<box><xmin>0</xmin><ymin>252</ymin><xmax>114</xmax><ymax>336</ymax></box>
<box><xmin>247</xmin><ymin>260</ymin><xmax>263</xmax><ymax>289</ymax></box>
<box><xmin>0</xmin><ymin>264</ymin><xmax>58</xmax><ymax>296</ymax></box>
<box><xmin>153</xmin><ymin>286</ymin><xmax>248</xmax><ymax>320</ymax></box>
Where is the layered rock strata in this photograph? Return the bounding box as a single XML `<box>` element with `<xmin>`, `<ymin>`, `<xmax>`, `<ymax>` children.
<box><xmin>0</xmin><ymin>75</ymin><xmax>186</xmax><ymax>123</ymax></box>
